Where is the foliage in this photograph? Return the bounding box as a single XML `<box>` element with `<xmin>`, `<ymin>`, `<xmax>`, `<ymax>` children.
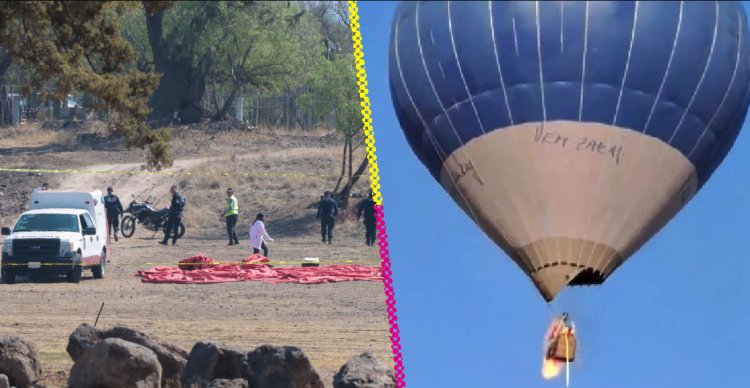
<box><xmin>303</xmin><ymin>2</ymin><xmax>367</xmax><ymax>207</ymax></box>
<box><xmin>208</xmin><ymin>1</ymin><xmax>323</xmax><ymax>120</ymax></box>
<box><xmin>0</xmin><ymin>1</ymin><xmax>172</xmax><ymax>169</ymax></box>
<box><xmin>0</xmin><ymin>1</ymin><xmax>357</xmax><ymax>174</ymax></box>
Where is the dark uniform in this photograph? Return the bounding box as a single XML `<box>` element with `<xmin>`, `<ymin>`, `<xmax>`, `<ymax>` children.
<box><xmin>357</xmin><ymin>196</ymin><xmax>377</xmax><ymax>246</ymax></box>
<box><xmin>161</xmin><ymin>191</ymin><xmax>186</xmax><ymax>246</ymax></box>
<box><xmin>103</xmin><ymin>192</ymin><xmax>123</xmax><ymax>241</ymax></box>
<box><xmin>316</xmin><ymin>195</ymin><xmax>338</xmax><ymax>244</ymax></box>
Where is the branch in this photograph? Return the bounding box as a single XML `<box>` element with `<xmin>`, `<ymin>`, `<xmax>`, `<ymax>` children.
<box><xmin>351</xmin><ymin>137</ymin><xmax>365</xmax><ymax>152</ymax></box>
<box><xmin>240</xmin><ymin>40</ymin><xmax>254</xmax><ymax>67</ymax></box>
<box><xmin>334</xmin><ymin>1</ymin><xmax>350</xmax><ymax>28</ymax></box>
<box><xmin>84</xmin><ymin>53</ymin><xmax>101</xmax><ymax>75</ymax></box>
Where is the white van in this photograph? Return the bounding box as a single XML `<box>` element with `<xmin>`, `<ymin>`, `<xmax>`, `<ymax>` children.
<box><xmin>1</xmin><ymin>190</ymin><xmax>110</xmax><ymax>284</ymax></box>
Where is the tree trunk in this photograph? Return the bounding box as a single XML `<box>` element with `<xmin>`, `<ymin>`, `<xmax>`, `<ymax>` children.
<box><xmin>0</xmin><ymin>50</ymin><xmax>11</xmax><ymax>80</ymax></box>
<box><xmin>212</xmin><ymin>81</ymin><xmax>240</xmax><ymax>122</ymax></box>
<box><xmin>147</xmin><ymin>55</ymin><xmax>210</xmax><ymax>124</ymax></box>
<box><xmin>347</xmin><ymin>134</ymin><xmax>353</xmax><ymax>182</ymax></box>
<box><xmin>338</xmin><ymin>156</ymin><xmax>368</xmax><ymax>209</ymax></box>
<box><xmin>144</xmin><ymin>6</ymin><xmax>210</xmax><ymax>124</ymax></box>
<box><xmin>332</xmin><ymin>140</ymin><xmax>347</xmax><ymax>193</ymax></box>
<box><xmin>210</xmin><ymin>72</ymin><xmax>221</xmax><ymax>113</ymax></box>
<box><xmin>0</xmin><ymin>49</ymin><xmax>11</xmax><ymax>125</ymax></box>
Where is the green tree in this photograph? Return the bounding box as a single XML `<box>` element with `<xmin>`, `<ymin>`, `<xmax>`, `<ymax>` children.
<box><xmin>143</xmin><ymin>0</ymin><xmax>225</xmax><ymax>124</ymax></box>
<box><xmin>0</xmin><ymin>1</ymin><xmax>352</xmax><ymax>172</ymax></box>
<box><xmin>304</xmin><ymin>0</ymin><xmax>352</xmax><ymax>58</ymax></box>
<box><xmin>209</xmin><ymin>1</ymin><xmax>320</xmax><ymax>122</ymax></box>
<box><xmin>297</xmin><ymin>1</ymin><xmax>365</xmax><ymax>208</ymax></box>
<box><xmin>303</xmin><ymin>53</ymin><xmax>366</xmax><ymax>209</ymax></box>
<box><xmin>0</xmin><ymin>1</ymin><xmax>174</xmax><ymax>169</ymax></box>
<box><xmin>137</xmin><ymin>1</ymin><xmax>322</xmax><ymax>124</ymax></box>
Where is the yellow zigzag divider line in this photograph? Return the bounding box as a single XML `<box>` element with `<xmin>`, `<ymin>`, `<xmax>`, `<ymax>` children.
<box><xmin>348</xmin><ymin>2</ymin><xmax>406</xmax><ymax>386</ymax></box>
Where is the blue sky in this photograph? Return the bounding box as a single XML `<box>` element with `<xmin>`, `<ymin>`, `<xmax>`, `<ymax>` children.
<box><xmin>361</xmin><ymin>2</ymin><xmax>750</xmax><ymax>387</ymax></box>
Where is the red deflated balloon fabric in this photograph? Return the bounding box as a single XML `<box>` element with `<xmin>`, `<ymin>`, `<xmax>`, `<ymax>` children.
<box><xmin>138</xmin><ymin>254</ymin><xmax>382</xmax><ymax>284</ymax></box>
<box><xmin>177</xmin><ymin>255</ymin><xmax>216</xmax><ymax>270</ymax></box>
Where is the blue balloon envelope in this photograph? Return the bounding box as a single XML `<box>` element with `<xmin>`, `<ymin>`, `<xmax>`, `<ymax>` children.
<box><xmin>389</xmin><ymin>1</ymin><xmax>750</xmax><ymax>301</ymax></box>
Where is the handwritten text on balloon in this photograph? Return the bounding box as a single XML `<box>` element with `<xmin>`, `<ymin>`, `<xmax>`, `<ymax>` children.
<box><xmin>534</xmin><ymin>125</ymin><xmax>623</xmax><ymax>165</ymax></box>
<box><xmin>450</xmin><ymin>159</ymin><xmax>484</xmax><ymax>186</ymax></box>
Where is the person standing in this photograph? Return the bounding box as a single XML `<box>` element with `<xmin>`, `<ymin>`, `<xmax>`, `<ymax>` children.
<box><xmin>316</xmin><ymin>191</ymin><xmax>338</xmax><ymax>244</ymax></box>
<box><xmin>249</xmin><ymin>213</ymin><xmax>273</xmax><ymax>257</ymax></box>
<box><xmin>103</xmin><ymin>186</ymin><xmax>124</xmax><ymax>242</ymax></box>
<box><xmin>160</xmin><ymin>185</ymin><xmax>186</xmax><ymax>246</ymax></box>
<box><xmin>357</xmin><ymin>191</ymin><xmax>377</xmax><ymax>246</ymax></box>
<box><xmin>223</xmin><ymin>188</ymin><xmax>240</xmax><ymax>245</ymax></box>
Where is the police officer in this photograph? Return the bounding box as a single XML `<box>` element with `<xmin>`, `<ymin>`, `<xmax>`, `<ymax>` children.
<box><xmin>160</xmin><ymin>185</ymin><xmax>186</xmax><ymax>246</ymax></box>
<box><xmin>357</xmin><ymin>191</ymin><xmax>377</xmax><ymax>246</ymax></box>
<box><xmin>316</xmin><ymin>191</ymin><xmax>338</xmax><ymax>244</ymax></box>
<box><xmin>103</xmin><ymin>186</ymin><xmax>123</xmax><ymax>241</ymax></box>
<box><xmin>223</xmin><ymin>188</ymin><xmax>239</xmax><ymax>246</ymax></box>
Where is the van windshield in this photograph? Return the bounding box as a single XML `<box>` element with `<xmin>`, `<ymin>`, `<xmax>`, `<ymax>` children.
<box><xmin>12</xmin><ymin>214</ymin><xmax>80</xmax><ymax>233</ymax></box>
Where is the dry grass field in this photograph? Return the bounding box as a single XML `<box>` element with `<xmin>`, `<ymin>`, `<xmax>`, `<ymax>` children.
<box><xmin>0</xmin><ymin>121</ymin><xmax>391</xmax><ymax>387</ymax></box>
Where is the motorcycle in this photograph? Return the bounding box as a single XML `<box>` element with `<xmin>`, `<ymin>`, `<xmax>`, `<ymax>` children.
<box><xmin>120</xmin><ymin>193</ymin><xmax>185</xmax><ymax>239</ymax></box>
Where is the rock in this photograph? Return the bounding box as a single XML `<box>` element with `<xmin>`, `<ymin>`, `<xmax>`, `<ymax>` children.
<box><xmin>103</xmin><ymin>327</ymin><xmax>188</xmax><ymax>388</ymax></box>
<box><xmin>68</xmin><ymin>338</ymin><xmax>162</xmax><ymax>388</ymax></box>
<box><xmin>207</xmin><ymin>379</ymin><xmax>248</xmax><ymax>388</ymax></box>
<box><xmin>213</xmin><ymin>347</ymin><xmax>246</xmax><ymax>381</ymax></box>
<box><xmin>181</xmin><ymin>342</ymin><xmax>246</xmax><ymax>388</ymax></box>
<box><xmin>0</xmin><ymin>374</ymin><xmax>9</xmax><ymax>388</ymax></box>
<box><xmin>181</xmin><ymin>342</ymin><xmax>219</xmax><ymax>387</ymax></box>
<box><xmin>66</xmin><ymin>323</ymin><xmax>102</xmax><ymax>361</ymax></box>
<box><xmin>333</xmin><ymin>353</ymin><xmax>396</xmax><ymax>388</ymax></box>
<box><xmin>243</xmin><ymin>345</ymin><xmax>323</xmax><ymax>388</ymax></box>
<box><xmin>67</xmin><ymin>324</ymin><xmax>188</xmax><ymax>388</ymax></box>
<box><xmin>0</xmin><ymin>336</ymin><xmax>43</xmax><ymax>388</ymax></box>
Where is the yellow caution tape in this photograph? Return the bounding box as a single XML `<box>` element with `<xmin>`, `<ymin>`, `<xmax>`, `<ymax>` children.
<box><xmin>0</xmin><ymin>167</ymin><xmax>341</xmax><ymax>179</ymax></box>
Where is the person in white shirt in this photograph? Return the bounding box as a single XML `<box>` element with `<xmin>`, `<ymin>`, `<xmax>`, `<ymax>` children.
<box><xmin>249</xmin><ymin>213</ymin><xmax>273</xmax><ymax>257</ymax></box>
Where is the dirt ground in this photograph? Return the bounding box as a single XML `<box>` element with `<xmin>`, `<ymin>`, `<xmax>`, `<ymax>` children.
<box><xmin>0</xmin><ymin>121</ymin><xmax>392</xmax><ymax>387</ymax></box>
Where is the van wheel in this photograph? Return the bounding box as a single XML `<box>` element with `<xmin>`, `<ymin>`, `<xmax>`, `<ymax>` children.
<box><xmin>92</xmin><ymin>252</ymin><xmax>106</xmax><ymax>279</ymax></box>
<box><xmin>67</xmin><ymin>254</ymin><xmax>82</xmax><ymax>283</ymax></box>
<box><xmin>1</xmin><ymin>267</ymin><xmax>15</xmax><ymax>284</ymax></box>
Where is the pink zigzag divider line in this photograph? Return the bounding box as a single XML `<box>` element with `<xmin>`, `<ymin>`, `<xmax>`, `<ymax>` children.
<box><xmin>346</xmin><ymin>1</ymin><xmax>405</xmax><ymax>383</ymax></box>
<box><xmin>375</xmin><ymin>204</ymin><xmax>405</xmax><ymax>387</ymax></box>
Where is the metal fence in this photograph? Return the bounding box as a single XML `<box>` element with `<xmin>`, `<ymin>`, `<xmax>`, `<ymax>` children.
<box><xmin>0</xmin><ymin>85</ymin><xmax>88</xmax><ymax>127</ymax></box>
<box><xmin>203</xmin><ymin>87</ymin><xmax>336</xmax><ymax>131</ymax></box>
<box><xmin>1</xmin><ymin>85</ymin><xmax>337</xmax><ymax>130</ymax></box>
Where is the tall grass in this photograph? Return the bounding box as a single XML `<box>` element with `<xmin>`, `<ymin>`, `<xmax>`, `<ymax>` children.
<box><xmin>0</xmin><ymin>124</ymin><xmax>76</xmax><ymax>149</ymax></box>
<box><xmin>178</xmin><ymin>144</ymin><xmax>369</xmax><ymax>237</ymax></box>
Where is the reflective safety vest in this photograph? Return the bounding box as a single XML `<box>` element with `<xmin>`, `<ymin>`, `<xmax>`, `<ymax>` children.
<box><xmin>224</xmin><ymin>195</ymin><xmax>239</xmax><ymax>217</ymax></box>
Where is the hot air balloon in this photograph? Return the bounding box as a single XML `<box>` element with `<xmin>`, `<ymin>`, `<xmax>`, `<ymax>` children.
<box><xmin>388</xmin><ymin>1</ymin><xmax>750</xmax><ymax>302</ymax></box>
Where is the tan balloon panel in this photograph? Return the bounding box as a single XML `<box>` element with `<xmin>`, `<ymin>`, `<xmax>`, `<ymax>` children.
<box><xmin>439</xmin><ymin>121</ymin><xmax>697</xmax><ymax>301</ymax></box>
